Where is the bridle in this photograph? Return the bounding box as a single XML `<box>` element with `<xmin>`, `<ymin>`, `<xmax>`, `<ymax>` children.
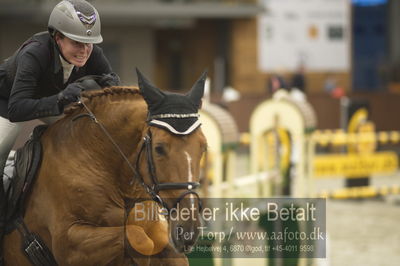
<box><xmin>73</xmin><ymin>98</ymin><xmax>202</xmax><ymax>213</ymax></box>
<box><xmin>135</xmin><ymin>130</ymin><xmax>202</xmax><ymax>211</ymax></box>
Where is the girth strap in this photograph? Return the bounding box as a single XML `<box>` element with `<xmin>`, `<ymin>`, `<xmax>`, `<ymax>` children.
<box><xmin>15</xmin><ymin>218</ymin><xmax>57</xmax><ymax>266</ymax></box>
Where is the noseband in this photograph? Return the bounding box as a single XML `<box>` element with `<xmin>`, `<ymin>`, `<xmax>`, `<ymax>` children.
<box><xmin>74</xmin><ymin>99</ymin><xmax>202</xmax><ymax>214</ymax></box>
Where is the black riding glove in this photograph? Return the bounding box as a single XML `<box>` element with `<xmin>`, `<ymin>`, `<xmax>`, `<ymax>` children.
<box><xmin>57</xmin><ymin>83</ymin><xmax>84</xmax><ymax>107</ymax></box>
<box><xmin>97</xmin><ymin>72</ymin><xmax>120</xmax><ymax>88</ymax></box>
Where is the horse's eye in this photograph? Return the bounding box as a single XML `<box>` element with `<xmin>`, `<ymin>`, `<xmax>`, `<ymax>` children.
<box><xmin>155</xmin><ymin>145</ymin><xmax>166</xmax><ymax>156</ymax></box>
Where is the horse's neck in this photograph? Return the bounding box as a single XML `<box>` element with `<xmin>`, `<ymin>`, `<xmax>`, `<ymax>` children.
<box><xmin>42</xmin><ymin>93</ymin><xmax>148</xmax><ymax>188</ymax></box>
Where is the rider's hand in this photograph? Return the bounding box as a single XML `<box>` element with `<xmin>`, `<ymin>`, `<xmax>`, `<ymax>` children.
<box><xmin>98</xmin><ymin>72</ymin><xmax>120</xmax><ymax>88</ymax></box>
<box><xmin>57</xmin><ymin>83</ymin><xmax>84</xmax><ymax>106</ymax></box>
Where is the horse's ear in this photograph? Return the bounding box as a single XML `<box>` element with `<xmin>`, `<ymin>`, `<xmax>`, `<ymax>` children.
<box><xmin>136</xmin><ymin>68</ymin><xmax>165</xmax><ymax>106</ymax></box>
<box><xmin>186</xmin><ymin>70</ymin><xmax>207</xmax><ymax>109</ymax></box>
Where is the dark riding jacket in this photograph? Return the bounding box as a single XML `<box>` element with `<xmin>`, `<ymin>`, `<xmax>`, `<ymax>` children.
<box><xmin>0</xmin><ymin>32</ymin><xmax>116</xmax><ymax>122</ymax></box>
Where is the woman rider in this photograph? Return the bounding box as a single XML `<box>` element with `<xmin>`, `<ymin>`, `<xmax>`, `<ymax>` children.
<box><xmin>0</xmin><ymin>1</ymin><xmax>119</xmax><ymax>263</ymax></box>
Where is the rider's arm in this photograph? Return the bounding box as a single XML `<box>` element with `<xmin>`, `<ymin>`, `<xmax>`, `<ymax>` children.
<box><xmin>7</xmin><ymin>45</ymin><xmax>62</xmax><ymax>122</ymax></box>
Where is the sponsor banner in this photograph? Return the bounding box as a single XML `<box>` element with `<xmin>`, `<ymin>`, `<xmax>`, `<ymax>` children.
<box><xmin>313</xmin><ymin>152</ymin><xmax>398</xmax><ymax>178</ymax></box>
<box><xmin>258</xmin><ymin>0</ymin><xmax>350</xmax><ymax>71</ymax></box>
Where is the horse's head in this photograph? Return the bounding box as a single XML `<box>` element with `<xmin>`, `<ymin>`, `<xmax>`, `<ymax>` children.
<box><xmin>135</xmin><ymin>69</ymin><xmax>207</xmax><ymax>253</ymax></box>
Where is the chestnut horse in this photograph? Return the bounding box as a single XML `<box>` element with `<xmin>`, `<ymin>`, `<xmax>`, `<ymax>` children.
<box><xmin>3</xmin><ymin>71</ymin><xmax>207</xmax><ymax>265</ymax></box>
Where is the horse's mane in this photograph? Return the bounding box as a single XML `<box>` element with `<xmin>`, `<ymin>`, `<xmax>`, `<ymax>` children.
<box><xmin>64</xmin><ymin>86</ymin><xmax>141</xmax><ymax>114</ymax></box>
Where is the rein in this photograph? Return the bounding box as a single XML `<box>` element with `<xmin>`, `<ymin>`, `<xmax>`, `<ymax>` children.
<box><xmin>72</xmin><ymin>98</ymin><xmax>202</xmax><ymax>212</ymax></box>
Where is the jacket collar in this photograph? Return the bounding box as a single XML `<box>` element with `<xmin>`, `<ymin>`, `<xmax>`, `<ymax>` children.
<box><xmin>51</xmin><ymin>37</ymin><xmax>63</xmax><ymax>75</ymax></box>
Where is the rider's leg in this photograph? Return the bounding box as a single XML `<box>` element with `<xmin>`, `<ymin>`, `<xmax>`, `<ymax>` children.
<box><xmin>0</xmin><ymin>116</ymin><xmax>21</xmax><ymax>177</ymax></box>
<box><xmin>0</xmin><ymin>116</ymin><xmax>21</xmax><ymax>265</ymax></box>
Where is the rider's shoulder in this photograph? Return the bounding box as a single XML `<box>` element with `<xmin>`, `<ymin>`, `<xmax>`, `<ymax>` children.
<box><xmin>18</xmin><ymin>32</ymin><xmax>51</xmax><ymax>60</ymax></box>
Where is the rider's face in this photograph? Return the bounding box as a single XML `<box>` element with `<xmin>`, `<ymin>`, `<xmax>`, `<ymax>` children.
<box><xmin>56</xmin><ymin>34</ymin><xmax>93</xmax><ymax>67</ymax></box>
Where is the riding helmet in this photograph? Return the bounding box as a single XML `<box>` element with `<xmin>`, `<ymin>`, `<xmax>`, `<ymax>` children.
<box><xmin>48</xmin><ymin>0</ymin><xmax>103</xmax><ymax>44</ymax></box>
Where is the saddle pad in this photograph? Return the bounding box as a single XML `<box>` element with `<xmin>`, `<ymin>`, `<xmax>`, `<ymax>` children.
<box><xmin>5</xmin><ymin>125</ymin><xmax>47</xmax><ymax>233</ymax></box>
